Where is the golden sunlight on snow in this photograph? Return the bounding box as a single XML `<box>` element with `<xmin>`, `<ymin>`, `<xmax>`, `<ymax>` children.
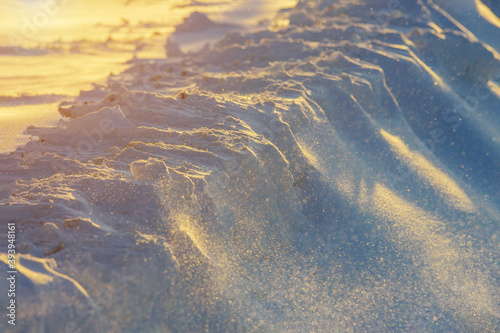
<box><xmin>372</xmin><ymin>183</ymin><xmax>499</xmax><ymax>325</ymax></box>
<box><xmin>476</xmin><ymin>0</ymin><xmax>500</xmax><ymax>29</ymax></box>
<box><xmin>380</xmin><ymin>129</ymin><xmax>474</xmax><ymax>212</ymax></box>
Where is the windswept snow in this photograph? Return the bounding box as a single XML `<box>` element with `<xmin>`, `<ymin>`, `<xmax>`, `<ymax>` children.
<box><xmin>0</xmin><ymin>0</ymin><xmax>499</xmax><ymax>332</ymax></box>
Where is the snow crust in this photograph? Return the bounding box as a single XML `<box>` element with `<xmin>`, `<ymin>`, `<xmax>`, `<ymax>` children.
<box><xmin>0</xmin><ymin>0</ymin><xmax>499</xmax><ymax>332</ymax></box>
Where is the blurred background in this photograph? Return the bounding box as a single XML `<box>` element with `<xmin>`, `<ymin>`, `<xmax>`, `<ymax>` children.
<box><xmin>0</xmin><ymin>0</ymin><xmax>294</xmax><ymax>152</ymax></box>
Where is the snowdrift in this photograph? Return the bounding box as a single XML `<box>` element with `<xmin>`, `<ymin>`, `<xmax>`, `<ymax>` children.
<box><xmin>0</xmin><ymin>0</ymin><xmax>499</xmax><ymax>331</ymax></box>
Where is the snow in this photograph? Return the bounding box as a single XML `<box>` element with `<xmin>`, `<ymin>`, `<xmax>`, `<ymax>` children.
<box><xmin>0</xmin><ymin>0</ymin><xmax>499</xmax><ymax>332</ymax></box>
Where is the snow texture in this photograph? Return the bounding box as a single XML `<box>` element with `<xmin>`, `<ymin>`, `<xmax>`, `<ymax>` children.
<box><xmin>0</xmin><ymin>0</ymin><xmax>499</xmax><ymax>332</ymax></box>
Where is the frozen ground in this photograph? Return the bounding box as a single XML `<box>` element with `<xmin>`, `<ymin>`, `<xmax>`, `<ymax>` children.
<box><xmin>0</xmin><ymin>0</ymin><xmax>499</xmax><ymax>332</ymax></box>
